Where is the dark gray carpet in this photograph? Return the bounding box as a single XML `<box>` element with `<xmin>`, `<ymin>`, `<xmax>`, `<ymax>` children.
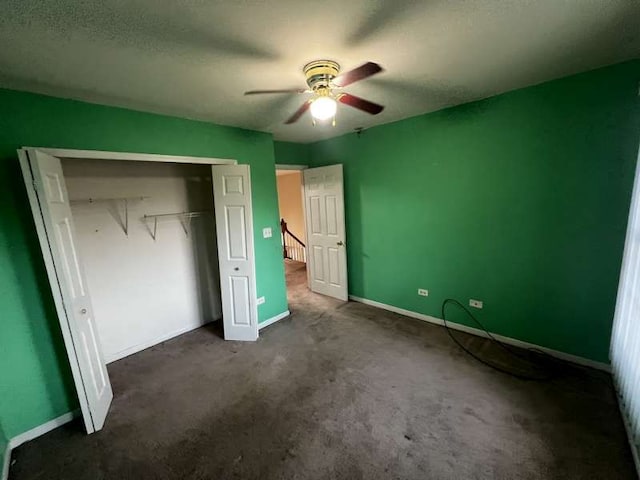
<box><xmin>9</xmin><ymin>260</ymin><xmax>636</xmax><ymax>479</ymax></box>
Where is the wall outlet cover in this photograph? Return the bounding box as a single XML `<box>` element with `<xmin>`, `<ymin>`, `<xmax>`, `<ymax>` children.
<box><xmin>262</xmin><ymin>227</ymin><xmax>272</xmax><ymax>238</ymax></box>
<box><xmin>469</xmin><ymin>299</ymin><xmax>483</xmax><ymax>309</ymax></box>
<box><xmin>418</xmin><ymin>288</ymin><xmax>429</xmax><ymax>297</ymax></box>
<box><xmin>257</xmin><ymin>296</ymin><xmax>265</xmax><ymax>305</ymax></box>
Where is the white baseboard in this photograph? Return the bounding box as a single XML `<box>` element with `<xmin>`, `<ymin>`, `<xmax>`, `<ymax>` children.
<box><xmin>9</xmin><ymin>410</ymin><xmax>79</xmax><ymax>450</ymax></box>
<box><xmin>0</xmin><ymin>309</ymin><xmax>288</xmax><ymax>479</ymax></box>
<box><xmin>259</xmin><ymin>310</ymin><xmax>291</xmax><ymax>330</ymax></box>
<box><xmin>111</xmin><ymin>311</ymin><xmax>291</xmax><ymax>360</ymax></box>
<box><xmin>3</xmin><ymin>410</ymin><xmax>78</xmax><ymax>480</ymax></box>
<box><xmin>2</xmin><ymin>442</ymin><xmax>10</xmax><ymax>480</ymax></box>
<box><xmin>106</xmin><ymin>319</ymin><xmax>217</xmax><ymax>364</ymax></box>
<box><xmin>349</xmin><ymin>295</ymin><xmax>611</xmax><ymax>372</ymax></box>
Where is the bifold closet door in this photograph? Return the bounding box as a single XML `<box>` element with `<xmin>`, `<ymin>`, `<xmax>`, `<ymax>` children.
<box><xmin>212</xmin><ymin>164</ymin><xmax>259</xmax><ymax>341</ymax></box>
<box><xmin>22</xmin><ymin>149</ymin><xmax>113</xmax><ymax>433</ymax></box>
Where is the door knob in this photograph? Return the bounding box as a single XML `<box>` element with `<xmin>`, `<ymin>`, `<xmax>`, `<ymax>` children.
<box><xmin>80</xmin><ymin>308</ymin><xmax>87</xmax><ymax>314</ymax></box>
<box><xmin>337</xmin><ymin>241</ymin><xmax>344</xmax><ymax>246</ymax></box>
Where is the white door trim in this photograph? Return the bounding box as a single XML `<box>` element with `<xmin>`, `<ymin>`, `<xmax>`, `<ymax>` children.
<box><xmin>24</xmin><ymin>147</ymin><xmax>237</xmax><ymax>165</ymax></box>
<box><xmin>275</xmin><ymin>164</ymin><xmax>308</xmax><ymax>170</ymax></box>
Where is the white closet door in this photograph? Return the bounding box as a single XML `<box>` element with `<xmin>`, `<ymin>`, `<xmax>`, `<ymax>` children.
<box><xmin>26</xmin><ymin>149</ymin><xmax>113</xmax><ymax>432</ymax></box>
<box><xmin>303</xmin><ymin>165</ymin><xmax>348</xmax><ymax>301</ymax></box>
<box><xmin>212</xmin><ymin>164</ymin><xmax>258</xmax><ymax>341</ymax></box>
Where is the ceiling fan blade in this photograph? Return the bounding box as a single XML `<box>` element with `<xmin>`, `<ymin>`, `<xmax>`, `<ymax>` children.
<box><xmin>337</xmin><ymin>93</ymin><xmax>384</xmax><ymax>115</ymax></box>
<box><xmin>285</xmin><ymin>100</ymin><xmax>313</xmax><ymax>124</ymax></box>
<box><xmin>245</xmin><ymin>89</ymin><xmax>308</xmax><ymax>95</ymax></box>
<box><xmin>332</xmin><ymin>62</ymin><xmax>383</xmax><ymax>87</ymax></box>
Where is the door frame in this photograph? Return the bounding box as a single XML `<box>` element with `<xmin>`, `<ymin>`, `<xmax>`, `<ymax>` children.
<box><xmin>275</xmin><ymin>163</ymin><xmax>349</xmax><ymax>299</ymax></box>
<box><xmin>275</xmin><ymin>164</ymin><xmax>309</xmax><ymax>284</ymax></box>
<box><xmin>275</xmin><ymin>164</ymin><xmax>308</xmax><ymax>171</ymax></box>
<box><xmin>18</xmin><ymin>147</ymin><xmax>243</xmax><ymax>433</ymax></box>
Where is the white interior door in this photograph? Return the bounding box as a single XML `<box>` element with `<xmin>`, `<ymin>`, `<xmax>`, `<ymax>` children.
<box><xmin>23</xmin><ymin>149</ymin><xmax>113</xmax><ymax>433</ymax></box>
<box><xmin>212</xmin><ymin>164</ymin><xmax>258</xmax><ymax>341</ymax></box>
<box><xmin>303</xmin><ymin>165</ymin><xmax>348</xmax><ymax>301</ymax></box>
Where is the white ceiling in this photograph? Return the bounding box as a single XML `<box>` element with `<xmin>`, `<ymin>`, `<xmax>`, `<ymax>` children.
<box><xmin>1</xmin><ymin>0</ymin><xmax>639</xmax><ymax>143</ymax></box>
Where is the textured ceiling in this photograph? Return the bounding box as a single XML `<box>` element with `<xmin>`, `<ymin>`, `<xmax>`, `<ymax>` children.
<box><xmin>1</xmin><ymin>0</ymin><xmax>639</xmax><ymax>143</ymax></box>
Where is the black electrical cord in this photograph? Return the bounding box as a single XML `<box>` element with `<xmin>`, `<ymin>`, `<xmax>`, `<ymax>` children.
<box><xmin>441</xmin><ymin>299</ymin><xmax>553</xmax><ymax>381</ymax></box>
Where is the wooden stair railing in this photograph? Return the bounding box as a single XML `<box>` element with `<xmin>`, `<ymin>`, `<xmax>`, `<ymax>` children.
<box><xmin>281</xmin><ymin>218</ymin><xmax>306</xmax><ymax>263</ymax></box>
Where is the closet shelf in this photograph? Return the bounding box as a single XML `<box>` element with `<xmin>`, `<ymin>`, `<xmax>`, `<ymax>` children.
<box><xmin>71</xmin><ymin>196</ymin><xmax>150</xmax><ymax>204</ymax></box>
<box><xmin>142</xmin><ymin>211</ymin><xmax>210</xmax><ymax>219</ymax></box>
<box><xmin>142</xmin><ymin>211</ymin><xmax>212</xmax><ymax>241</ymax></box>
<box><xmin>70</xmin><ymin>196</ymin><xmax>149</xmax><ymax>237</ymax></box>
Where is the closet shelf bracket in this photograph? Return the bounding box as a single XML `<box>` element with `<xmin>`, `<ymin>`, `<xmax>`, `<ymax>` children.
<box><xmin>71</xmin><ymin>196</ymin><xmax>149</xmax><ymax>237</ymax></box>
<box><xmin>142</xmin><ymin>211</ymin><xmax>211</xmax><ymax>241</ymax></box>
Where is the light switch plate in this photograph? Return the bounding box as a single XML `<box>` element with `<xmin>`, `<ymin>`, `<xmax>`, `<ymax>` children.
<box><xmin>262</xmin><ymin>227</ymin><xmax>272</xmax><ymax>238</ymax></box>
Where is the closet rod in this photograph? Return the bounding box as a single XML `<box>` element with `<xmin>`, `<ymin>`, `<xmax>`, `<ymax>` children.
<box><xmin>142</xmin><ymin>210</ymin><xmax>211</xmax><ymax>219</ymax></box>
<box><xmin>142</xmin><ymin>211</ymin><xmax>212</xmax><ymax>241</ymax></box>
<box><xmin>71</xmin><ymin>196</ymin><xmax>149</xmax><ymax>203</ymax></box>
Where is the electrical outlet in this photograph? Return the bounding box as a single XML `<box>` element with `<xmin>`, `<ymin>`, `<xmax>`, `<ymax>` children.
<box><xmin>257</xmin><ymin>296</ymin><xmax>265</xmax><ymax>305</ymax></box>
<box><xmin>417</xmin><ymin>288</ymin><xmax>429</xmax><ymax>297</ymax></box>
<box><xmin>469</xmin><ymin>299</ymin><xmax>483</xmax><ymax>309</ymax></box>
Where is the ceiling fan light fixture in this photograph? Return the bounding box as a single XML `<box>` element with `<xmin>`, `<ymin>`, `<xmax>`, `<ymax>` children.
<box><xmin>246</xmin><ymin>60</ymin><xmax>383</xmax><ymax>125</ymax></box>
<box><xmin>310</xmin><ymin>96</ymin><xmax>337</xmax><ymax>121</ymax></box>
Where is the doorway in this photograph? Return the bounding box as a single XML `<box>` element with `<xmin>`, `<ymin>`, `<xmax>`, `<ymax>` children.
<box><xmin>19</xmin><ymin>147</ymin><xmax>259</xmax><ymax>434</ymax></box>
<box><xmin>275</xmin><ymin>167</ymin><xmax>307</xmax><ymax>294</ymax></box>
<box><xmin>275</xmin><ymin>163</ymin><xmax>349</xmax><ymax>302</ymax></box>
<box><xmin>61</xmin><ymin>158</ymin><xmax>221</xmax><ymax>364</ymax></box>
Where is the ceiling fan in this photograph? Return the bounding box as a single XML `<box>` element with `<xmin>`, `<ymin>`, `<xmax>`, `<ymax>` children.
<box><xmin>244</xmin><ymin>60</ymin><xmax>384</xmax><ymax>125</ymax></box>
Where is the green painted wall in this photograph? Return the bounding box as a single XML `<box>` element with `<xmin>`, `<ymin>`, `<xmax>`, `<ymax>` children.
<box><xmin>302</xmin><ymin>60</ymin><xmax>640</xmax><ymax>364</ymax></box>
<box><xmin>274</xmin><ymin>140</ymin><xmax>311</xmax><ymax>166</ymax></box>
<box><xmin>0</xmin><ymin>89</ymin><xmax>288</xmax><ymax>439</ymax></box>
<box><xmin>2</xmin><ymin>60</ymin><xmax>638</xmax><ymax>446</ymax></box>
<box><xmin>0</xmin><ymin>421</ymin><xmax>7</xmax><ymax>474</ymax></box>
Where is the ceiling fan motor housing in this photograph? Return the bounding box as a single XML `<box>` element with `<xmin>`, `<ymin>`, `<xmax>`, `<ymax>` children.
<box><xmin>304</xmin><ymin>60</ymin><xmax>340</xmax><ymax>95</ymax></box>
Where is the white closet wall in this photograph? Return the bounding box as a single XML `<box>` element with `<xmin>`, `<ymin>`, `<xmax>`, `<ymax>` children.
<box><xmin>62</xmin><ymin>159</ymin><xmax>221</xmax><ymax>363</ymax></box>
